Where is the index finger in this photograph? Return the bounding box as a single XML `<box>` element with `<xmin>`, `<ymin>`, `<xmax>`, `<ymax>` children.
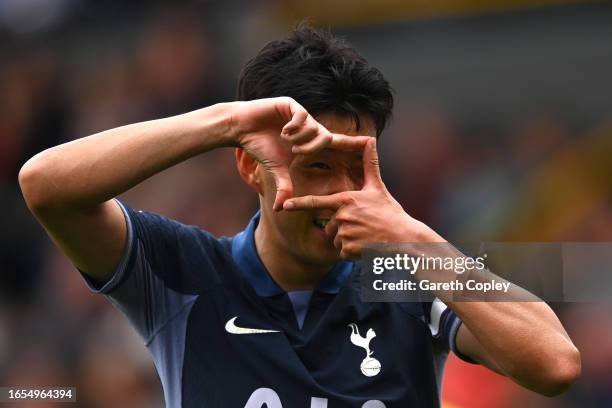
<box><xmin>327</xmin><ymin>134</ymin><xmax>373</xmax><ymax>152</ymax></box>
<box><xmin>283</xmin><ymin>192</ymin><xmax>347</xmax><ymax>211</ymax></box>
<box><xmin>292</xmin><ymin>133</ymin><xmax>372</xmax><ymax>155</ymax></box>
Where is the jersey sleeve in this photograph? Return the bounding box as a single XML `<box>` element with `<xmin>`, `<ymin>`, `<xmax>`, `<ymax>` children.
<box><xmin>79</xmin><ymin>199</ymin><xmax>222</xmax><ymax>345</ymax></box>
<box><xmin>425</xmin><ymin>298</ymin><xmax>476</xmax><ymax>363</ymax></box>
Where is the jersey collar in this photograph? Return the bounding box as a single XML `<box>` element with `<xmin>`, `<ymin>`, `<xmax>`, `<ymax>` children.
<box><xmin>231</xmin><ymin>210</ymin><xmax>353</xmax><ymax>297</ymax></box>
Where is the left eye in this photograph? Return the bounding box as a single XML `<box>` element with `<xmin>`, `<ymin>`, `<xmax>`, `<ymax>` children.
<box><xmin>309</xmin><ymin>162</ymin><xmax>331</xmax><ymax>170</ymax></box>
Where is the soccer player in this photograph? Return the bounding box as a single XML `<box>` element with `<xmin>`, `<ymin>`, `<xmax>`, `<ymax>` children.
<box><xmin>19</xmin><ymin>25</ymin><xmax>579</xmax><ymax>407</ymax></box>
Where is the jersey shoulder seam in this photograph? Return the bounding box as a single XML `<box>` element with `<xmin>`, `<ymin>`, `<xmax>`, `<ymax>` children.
<box><xmin>144</xmin><ymin>295</ymin><xmax>199</xmax><ymax>346</ymax></box>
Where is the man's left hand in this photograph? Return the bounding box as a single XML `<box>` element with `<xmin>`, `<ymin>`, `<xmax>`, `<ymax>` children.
<box><xmin>283</xmin><ymin>138</ymin><xmax>441</xmax><ymax>259</ymax></box>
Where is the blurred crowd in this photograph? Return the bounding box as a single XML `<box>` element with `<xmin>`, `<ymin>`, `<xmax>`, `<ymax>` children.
<box><xmin>1</xmin><ymin>1</ymin><xmax>611</xmax><ymax>407</ymax></box>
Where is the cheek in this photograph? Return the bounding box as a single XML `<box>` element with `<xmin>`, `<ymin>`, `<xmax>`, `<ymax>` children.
<box><xmin>293</xmin><ymin>180</ymin><xmax>321</xmax><ymax>197</ymax></box>
<box><xmin>258</xmin><ymin>170</ymin><xmax>277</xmax><ymax>203</ymax></box>
<box><xmin>275</xmin><ymin>211</ymin><xmax>314</xmax><ymax>245</ymax></box>
<box><xmin>291</xmin><ymin>171</ymin><xmax>336</xmax><ymax>196</ymax></box>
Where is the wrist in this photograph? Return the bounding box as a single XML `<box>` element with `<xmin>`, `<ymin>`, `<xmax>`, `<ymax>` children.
<box><xmin>219</xmin><ymin>101</ymin><xmax>243</xmax><ymax>147</ymax></box>
<box><xmin>417</xmin><ymin>221</ymin><xmax>445</xmax><ymax>243</ymax></box>
<box><xmin>187</xmin><ymin>102</ymin><xmax>239</xmax><ymax>150</ymax></box>
<box><xmin>223</xmin><ymin>100</ymin><xmax>257</xmax><ymax>147</ymax></box>
<box><xmin>400</xmin><ymin>217</ymin><xmax>445</xmax><ymax>243</ymax></box>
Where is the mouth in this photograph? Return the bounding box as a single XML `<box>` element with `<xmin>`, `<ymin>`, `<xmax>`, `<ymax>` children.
<box><xmin>312</xmin><ymin>218</ymin><xmax>330</xmax><ymax>230</ymax></box>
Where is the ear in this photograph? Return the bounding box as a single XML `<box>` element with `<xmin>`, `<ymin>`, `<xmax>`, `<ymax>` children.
<box><xmin>235</xmin><ymin>148</ymin><xmax>263</xmax><ymax>195</ymax></box>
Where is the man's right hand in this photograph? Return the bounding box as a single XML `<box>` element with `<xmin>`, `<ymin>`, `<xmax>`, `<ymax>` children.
<box><xmin>18</xmin><ymin>97</ymin><xmax>369</xmax><ymax>281</ymax></box>
<box><xmin>229</xmin><ymin>97</ymin><xmax>370</xmax><ymax>210</ymax></box>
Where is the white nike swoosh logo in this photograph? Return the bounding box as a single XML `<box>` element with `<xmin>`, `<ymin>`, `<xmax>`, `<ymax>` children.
<box><xmin>225</xmin><ymin>316</ymin><xmax>280</xmax><ymax>335</ymax></box>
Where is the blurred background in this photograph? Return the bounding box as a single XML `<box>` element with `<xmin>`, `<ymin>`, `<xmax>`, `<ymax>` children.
<box><xmin>1</xmin><ymin>0</ymin><xmax>611</xmax><ymax>407</ymax></box>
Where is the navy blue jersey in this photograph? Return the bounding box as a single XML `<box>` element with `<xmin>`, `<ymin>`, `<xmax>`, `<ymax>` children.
<box><xmin>81</xmin><ymin>199</ymin><xmax>469</xmax><ymax>408</ymax></box>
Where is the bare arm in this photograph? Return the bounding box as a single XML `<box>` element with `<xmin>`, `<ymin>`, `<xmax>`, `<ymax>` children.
<box><xmin>283</xmin><ymin>138</ymin><xmax>581</xmax><ymax>397</ymax></box>
<box><xmin>19</xmin><ymin>97</ymin><xmax>364</xmax><ymax>282</ymax></box>
<box><xmin>453</xmin><ymin>302</ymin><xmax>581</xmax><ymax>396</ymax></box>
<box><xmin>18</xmin><ymin>103</ymin><xmax>235</xmax><ymax>280</ymax></box>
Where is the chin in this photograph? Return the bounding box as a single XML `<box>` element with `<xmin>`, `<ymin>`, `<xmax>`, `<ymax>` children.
<box><xmin>301</xmin><ymin>242</ymin><xmax>340</xmax><ymax>266</ymax></box>
<box><xmin>283</xmin><ymin>223</ymin><xmax>340</xmax><ymax>265</ymax></box>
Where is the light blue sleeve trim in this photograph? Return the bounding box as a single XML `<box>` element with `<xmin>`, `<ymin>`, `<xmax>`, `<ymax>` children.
<box><xmin>80</xmin><ymin>198</ymin><xmax>135</xmax><ymax>294</ymax></box>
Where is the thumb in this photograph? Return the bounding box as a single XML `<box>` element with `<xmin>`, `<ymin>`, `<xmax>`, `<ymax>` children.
<box><xmin>270</xmin><ymin>164</ymin><xmax>293</xmax><ymax>211</ymax></box>
<box><xmin>363</xmin><ymin>137</ymin><xmax>382</xmax><ymax>188</ymax></box>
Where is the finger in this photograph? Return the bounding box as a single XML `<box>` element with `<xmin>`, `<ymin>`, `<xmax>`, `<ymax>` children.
<box><xmin>283</xmin><ymin>192</ymin><xmax>346</xmax><ymax>211</ymax></box>
<box><xmin>281</xmin><ymin>109</ymin><xmax>308</xmax><ymax>136</ymax></box>
<box><xmin>270</xmin><ymin>165</ymin><xmax>293</xmax><ymax>212</ymax></box>
<box><xmin>292</xmin><ymin>133</ymin><xmax>372</xmax><ymax>155</ymax></box>
<box><xmin>282</xmin><ymin>121</ymin><xmax>318</xmax><ymax>145</ymax></box>
<box><xmin>327</xmin><ymin>134</ymin><xmax>371</xmax><ymax>152</ymax></box>
<box><xmin>324</xmin><ymin>215</ymin><xmax>339</xmax><ymax>238</ymax></box>
<box><xmin>291</xmin><ymin>130</ymin><xmax>332</xmax><ymax>154</ymax></box>
<box><xmin>363</xmin><ymin>137</ymin><xmax>383</xmax><ymax>188</ymax></box>
<box><xmin>340</xmin><ymin>243</ymin><xmax>360</xmax><ymax>260</ymax></box>
<box><xmin>333</xmin><ymin>230</ymin><xmax>343</xmax><ymax>250</ymax></box>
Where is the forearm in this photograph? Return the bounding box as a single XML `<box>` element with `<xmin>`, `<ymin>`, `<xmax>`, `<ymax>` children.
<box><xmin>411</xmin><ymin>228</ymin><xmax>580</xmax><ymax>395</ymax></box>
<box><xmin>451</xmin><ymin>301</ymin><xmax>580</xmax><ymax>394</ymax></box>
<box><xmin>19</xmin><ymin>102</ymin><xmax>235</xmax><ymax>211</ymax></box>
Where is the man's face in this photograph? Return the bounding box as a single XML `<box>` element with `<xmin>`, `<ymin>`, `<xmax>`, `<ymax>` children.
<box><xmin>258</xmin><ymin>113</ymin><xmax>377</xmax><ymax>266</ymax></box>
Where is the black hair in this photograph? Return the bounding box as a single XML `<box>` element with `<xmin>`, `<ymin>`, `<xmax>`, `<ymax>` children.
<box><xmin>237</xmin><ymin>23</ymin><xmax>394</xmax><ymax>137</ymax></box>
